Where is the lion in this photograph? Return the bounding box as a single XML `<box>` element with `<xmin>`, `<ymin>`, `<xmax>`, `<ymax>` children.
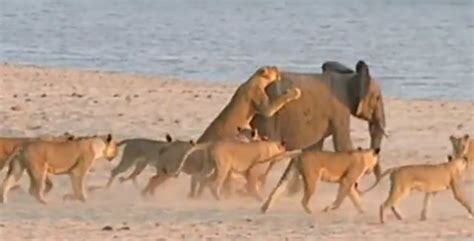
<box><xmin>260</xmin><ymin>147</ymin><xmax>381</xmax><ymax>214</ymax></box>
<box><xmin>140</xmin><ymin>127</ymin><xmax>262</xmax><ymax>198</ymax></box>
<box><xmin>361</xmin><ymin>155</ymin><xmax>473</xmax><ymax>224</ymax></box>
<box><xmin>145</xmin><ymin>66</ymin><xmax>301</xmax><ymax>198</ymax></box>
<box><xmin>106</xmin><ymin>127</ymin><xmax>260</xmax><ymax>189</ymax></box>
<box><xmin>178</xmin><ymin>138</ymin><xmax>287</xmax><ymax>201</ymax></box>
<box><xmin>0</xmin><ymin>132</ymin><xmax>75</xmax><ymax>193</ymax></box>
<box><xmin>104</xmin><ymin>134</ymin><xmax>174</xmax><ymax>188</ymax></box>
<box><xmin>0</xmin><ymin>132</ymin><xmax>75</xmax><ymax>170</ymax></box>
<box><xmin>0</xmin><ymin>134</ymin><xmax>117</xmax><ymax>204</ymax></box>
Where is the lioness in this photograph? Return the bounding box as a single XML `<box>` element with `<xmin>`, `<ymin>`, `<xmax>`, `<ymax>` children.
<box><xmin>260</xmin><ymin>147</ymin><xmax>381</xmax><ymax>214</ymax></box>
<box><xmin>179</xmin><ymin>138</ymin><xmax>287</xmax><ymax>201</ymax></box>
<box><xmin>362</xmin><ymin>155</ymin><xmax>473</xmax><ymax>224</ymax></box>
<box><xmin>140</xmin><ymin>127</ymin><xmax>262</xmax><ymax>198</ymax></box>
<box><xmin>0</xmin><ymin>133</ymin><xmax>75</xmax><ymax>193</ymax></box>
<box><xmin>153</xmin><ymin>66</ymin><xmax>301</xmax><ymax>198</ymax></box>
<box><xmin>0</xmin><ymin>134</ymin><xmax>117</xmax><ymax>204</ymax></box>
<box><xmin>104</xmin><ymin>134</ymin><xmax>174</xmax><ymax>188</ymax></box>
<box><xmin>0</xmin><ymin>132</ymin><xmax>74</xmax><ymax>170</ymax></box>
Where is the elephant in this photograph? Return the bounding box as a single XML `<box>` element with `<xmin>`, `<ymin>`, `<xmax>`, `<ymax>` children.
<box><xmin>250</xmin><ymin>60</ymin><xmax>387</xmax><ymax>193</ymax></box>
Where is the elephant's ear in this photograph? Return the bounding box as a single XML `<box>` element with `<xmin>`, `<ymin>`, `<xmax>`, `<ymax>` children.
<box><xmin>355</xmin><ymin>60</ymin><xmax>371</xmax><ymax>98</ymax></box>
<box><xmin>321</xmin><ymin>61</ymin><xmax>354</xmax><ymax>74</ymax></box>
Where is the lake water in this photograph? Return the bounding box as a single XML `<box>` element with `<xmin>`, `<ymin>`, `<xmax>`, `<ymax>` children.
<box><xmin>1</xmin><ymin>0</ymin><xmax>473</xmax><ymax>100</ymax></box>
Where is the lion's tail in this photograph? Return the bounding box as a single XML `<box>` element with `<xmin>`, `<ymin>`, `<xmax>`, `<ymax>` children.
<box><xmin>173</xmin><ymin>142</ymin><xmax>211</xmax><ymax>176</ymax></box>
<box><xmin>360</xmin><ymin>167</ymin><xmax>396</xmax><ymax>194</ymax></box>
<box><xmin>261</xmin><ymin>157</ymin><xmax>300</xmax><ymax>213</ymax></box>
<box><xmin>256</xmin><ymin>149</ymin><xmax>302</xmax><ymax>165</ymax></box>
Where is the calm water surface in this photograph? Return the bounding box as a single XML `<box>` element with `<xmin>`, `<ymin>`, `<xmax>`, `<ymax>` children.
<box><xmin>1</xmin><ymin>0</ymin><xmax>473</xmax><ymax>100</ymax></box>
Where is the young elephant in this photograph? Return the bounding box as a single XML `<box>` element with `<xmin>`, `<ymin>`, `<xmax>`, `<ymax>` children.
<box><xmin>260</xmin><ymin>148</ymin><xmax>381</xmax><ymax>214</ymax></box>
<box><xmin>362</xmin><ymin>155</ymin><xmax>473</xmax><ymax>224</ymax></box>
<box><xmin>1</xmin><ymin>134</ymin><xmax>117</xmax><ymax>204</ymax></box>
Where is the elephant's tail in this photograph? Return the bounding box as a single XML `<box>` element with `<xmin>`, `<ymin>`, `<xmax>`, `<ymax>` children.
<box><xmin>260</xmin><ymin>157</ymin><xmax>300</xmax><ymax>214</ymax></box>
<box><xmin>360</xmin><ymin>167</ymin><xmax>396</xmax><ymax>194</ymax></box>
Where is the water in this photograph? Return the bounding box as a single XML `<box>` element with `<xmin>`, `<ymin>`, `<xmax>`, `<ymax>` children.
<box><xmin>1</xmin><ymin>0</ymin><xmax>473</xmax><ymax>100</ymax></box>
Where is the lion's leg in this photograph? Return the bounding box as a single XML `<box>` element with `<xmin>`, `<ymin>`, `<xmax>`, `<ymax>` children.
<box><xmin>106</xmin><ymin>154</ymin><xmax>136</xmax><ymax>188</ymax></box>
<box><xmin>301</xmin><ymin>173</ymin><xmax>318</xmax><ymax>214</ymax></box>
<box><xmin>120</xmin><ymin>159</ymin><xmax>148</xmax><ymax>188</ymax></box>
<box><xmin>44</xmin><ymin>176</ymin><xmax>53</xmax><ymax>195</ymax></box>
<box><xmin>261</xmin><ymin>160</ymin><xmax>298</xmax><ymax>213</ymax></box>
<box><xmin>348</xmin><ymin>185</ymin><xmax>365</xmax><ymax>214</ymax></box>
<box><xmin>28</xmin><ymin>164</ymin><xmax>48</xmax><ymax>204</ymax></box>
<box><xmin>141</xmin><ymin>173</ymin><xmax>170</xmax><ymax>197</ymax></box>
<box><xmin>420</xmin><ymin>192</ymin><xmax>433</xmax><ymax>220</ymax></box>
<box><xmin>323</xmin><ymin>178</ymin><xmax>354</xmax><ymax>212</ymax></box>
<box><xmin>288</xmin><ymin>140</ymin><xmax>324</xmax><ymax>196</ymax></box>
<box><xmin>245</xmin><ymin>172</ymin><xmax>263</xmax><ymax>201</ymax></box>
<box><xmin>451</xmin><ymin>181</ymin><xmax>474</xmax><ymax>217</ymax></box>
<box><xmin>1</xmin><ymin>160</ymin><xmax>25</xmax><ymax>204</ymax></box>
<box><xmin>70</xmin><ymin>174</ymin><xmax>87</xmax><ymax>202</ymax></box>
<box><xmin>64</xmin><ymin>164</ymin><xmax>89</xmax><ymax>202</ymax></box>
<box><xmin>221</xmin><ymin>176</ymin><xmax>235</xmax><ymax>199</ymax></box>
<box><xmin>210</xmin><ymin>168</ymin><xmax>229</xmax><ymax>201</ymax></box>
<box><xmin>189</xmin><ymin>176</ymin><xmax>202</xmax><ymax>198</ymax></box>
<box><xmin>380</xmin><ymin>185</ymin><xmax>408</xmax><ymax>223</ymax></box>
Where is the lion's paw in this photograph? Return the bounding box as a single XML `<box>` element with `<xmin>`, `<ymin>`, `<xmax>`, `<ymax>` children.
<box><xmin>285</xmin><ymin>87</ymin><xmax>302</xmax><ymax>101</ymax></box>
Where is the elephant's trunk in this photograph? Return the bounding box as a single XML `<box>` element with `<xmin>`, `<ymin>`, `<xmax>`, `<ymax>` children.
<box><xmin>369</xmin><ymin>98</ymin><xmax>386</xmax><ymax>179</ymax></box>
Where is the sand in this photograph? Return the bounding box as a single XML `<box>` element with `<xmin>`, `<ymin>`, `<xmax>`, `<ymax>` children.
<box><xmin>0</xmin><ymin>63</ymin><xmax>473</xmax><ymax>241</ymax></box>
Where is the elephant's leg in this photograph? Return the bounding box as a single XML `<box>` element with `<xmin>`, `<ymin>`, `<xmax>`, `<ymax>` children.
<box><xmin>330</xmin><ymin>116</ymin><xmax>354</xmax><ymax>152</ymax></box>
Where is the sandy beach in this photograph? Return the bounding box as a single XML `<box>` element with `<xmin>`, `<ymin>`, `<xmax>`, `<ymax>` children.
<box><xmin>0</xmin><ymin>63</ymin><xmax>473</xmax><ymax>241</ymax></box>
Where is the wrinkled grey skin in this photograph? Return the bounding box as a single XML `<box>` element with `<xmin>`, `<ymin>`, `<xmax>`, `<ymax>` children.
<box><xmin>250</xmin><ymin>61</ymin><xmax>386</xmax><ymax>187</ymax></box>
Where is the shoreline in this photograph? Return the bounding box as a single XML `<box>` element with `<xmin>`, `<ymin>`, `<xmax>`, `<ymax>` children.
<box><xmin>2</xmin><ymin>62</ymin><xmax>472</xmax><ymax>103</ymax></box>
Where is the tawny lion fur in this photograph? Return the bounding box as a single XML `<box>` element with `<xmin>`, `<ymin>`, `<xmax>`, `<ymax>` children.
<box><xmin>179</xmin><ymin>138</ymin><xmax>286</xmax><ymax>201</ymax></box>
<box><xmin>144</xmin><ymin>66</ymin><xmax>301</xmax><ymax>198</ymax></box>
<box><xmin>450</xmin><ymin>134</ymin><xmax>474</xmax><ymax>182</ymax></box>
<box><xmin>260</xmin><ymin>147</ymin><xmax>381</xmax><ymax>214</ymax></box>
<box><xmin>140</xmin><ymin>127</ymin><xmax>261</xmax><ymax>197</ymax></box>
<box><xmin>361</xmin><ymin>155</ymin><xmax>473</xmax><ymax>224</ymax></box>
<box><xmin>0</xmin><ymin>134</ymin><xmax>117</xmax><ymax>204</ymax></box>
<box><xmin>0</xmin><ymin>132</ymin><xmax>74</xmax><ymax>170</ymax></box>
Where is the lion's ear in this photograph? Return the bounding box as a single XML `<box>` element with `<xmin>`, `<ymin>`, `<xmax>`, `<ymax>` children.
<box><xmin>257</xmin><ymin>66</ymin><xmax>269</xmax><ymax>77</ymax></box>
<box><xmin>106</xmin><ymin>134</ymin><xmax>112</xmax><ymax>143</ymax></box>
<box><xmin>447</xmin><ymin>155</ymin><xmax>453</xmax><ymax>162</ymax></box>
<box><xmin>165</xmin><ymin>134</ymin><xmax>173</xmax><ymax>142</ymax></box>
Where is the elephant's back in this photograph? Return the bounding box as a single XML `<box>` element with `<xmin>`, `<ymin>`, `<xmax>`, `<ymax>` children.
<box><xmin>252</xmin><ymin>72</ymin><xmax>335</xmax><ymax>150</ymax></box>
